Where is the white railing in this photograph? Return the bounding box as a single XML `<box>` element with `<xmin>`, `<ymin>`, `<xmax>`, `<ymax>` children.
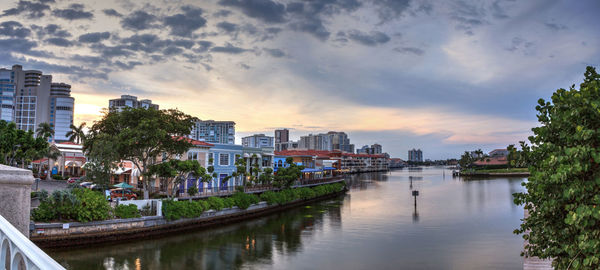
<box><xmin>0</xmin><ymin>215</ymin><xmax>64</xmax><ymax>270</ymax></box>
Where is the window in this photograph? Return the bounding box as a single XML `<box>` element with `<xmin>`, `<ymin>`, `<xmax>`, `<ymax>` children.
<box><xmin>219</xmin><ymin>153</ymin><xmax>229</xmax><ymax>166</ymax></box>
<box><xmin>208</xmin><ymin>153</ymin><xmax>213</xmax><ymax>165</ymax></box>
<box><xmin>187</xmin><ymin>152</ymin><xmax>198</xmax><ymax>160</ymax></box>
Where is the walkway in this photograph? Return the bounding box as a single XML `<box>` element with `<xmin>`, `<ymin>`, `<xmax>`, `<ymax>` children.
<box><xmin>179</xmin><ymin>176</ymin><xmax>345</xmax><ymax>200</ymax></box>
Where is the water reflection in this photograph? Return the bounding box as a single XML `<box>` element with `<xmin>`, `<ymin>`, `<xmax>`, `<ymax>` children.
<box><xmin>49</xmin><ymin>167</ymin><xmax>527</xmax><ymax>270</ymax></box>
<box><xmin>49</xmin><ymin>198</ymin><xmax>344</xmax><ymax>270</ymax></box>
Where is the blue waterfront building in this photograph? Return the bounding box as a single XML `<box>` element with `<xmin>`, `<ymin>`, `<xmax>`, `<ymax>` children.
<box><xmin>205</xmin><ymin>143</ymin><xmax>243</xmax><ymax>192</ymax></box>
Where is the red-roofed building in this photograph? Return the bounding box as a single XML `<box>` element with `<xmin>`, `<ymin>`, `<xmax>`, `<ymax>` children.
<box><xmin>275</xmin><ymin>149</ymin><xmax>389</xmax><ymax>173</ymax></box>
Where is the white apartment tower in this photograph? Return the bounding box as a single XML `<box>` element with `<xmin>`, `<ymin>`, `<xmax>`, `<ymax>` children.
<box><xmin>0</xmin><ymin>65</ymin><xmax>75</xmax><ymax>142</ymax></box>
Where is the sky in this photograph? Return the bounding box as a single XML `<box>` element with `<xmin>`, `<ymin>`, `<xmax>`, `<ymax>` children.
<box><xmin>1</xmin><ymin>0</ymin><xmax>599</xmax><ymax>160</ymax></box>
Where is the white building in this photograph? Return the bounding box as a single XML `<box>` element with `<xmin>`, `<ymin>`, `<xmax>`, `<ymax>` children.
<box><xmin>189</xmin><ymin>120</ymin><xmax>235</xmax><ymax>144</ymax></box>
<box><xmin>242</xmin><ymin>134</ymin><xmax>274</xmax><ymax>148</ymax></box>
<box><xmin>408</xmin><ymin>149</ymin><xmax>423</xmax><ymax>162</ymax></box>
<box><xmin>299</xmin><ymin>133</ymin><xmax>333</xmax><ymax>151</ymax></box>
<box><xmin>108</xmin><ymin>94</ymin><xmax>159</xmax><ymax>111</ymax></box>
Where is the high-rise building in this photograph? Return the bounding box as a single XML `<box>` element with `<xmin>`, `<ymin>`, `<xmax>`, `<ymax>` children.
<box><xmin>274</xmin><ymin>129</ymin><xmax>289</xmax><ymax>144</ymax></box>
<box><xmin>0</xmin><ymin>69</ymin><xmax>15</xmax><ymax>122</ymax></box>
<box><xmin>371</xmin><ymin>143</ymin><xmax>382</xmax><ymax>154</ymax></box>
<box><xmin>189</xmin><ymin>120</ymin><xmax>235</xmax><ymax>144</ymax></box>
<box><xmin>242</xmin><ymin>134</ymin><xmax>274</xmax><ymax>148</ymax></box>
<box><xmin>328</xmin><ymin>131</ymin><xmax>355</xmax><ymax>153</ymax></box>
<box><xmin>408</xmin><ymin>149</ymin><xmax>423</xmax><ymax>162</ymax></box>
<box><xmin>299</xmin><ymin>133</ymin><xmax>333</xmax><ymax>151</ymax></box>
<box><xmin>0</xmin><ymin>65</ymin><xmax>75</xmax><ymax>142</ymax></box>
<box><xmin>108</xmin><ymin>94</ymin><xmax>159</xmax><ymax>111</ymax></box>
<box><xmin>274</xmin><ymin>129</ymin><xmax>290</xmax><ymax>151</ymax></box>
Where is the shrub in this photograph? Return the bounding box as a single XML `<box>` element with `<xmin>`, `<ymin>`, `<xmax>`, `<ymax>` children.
<box><xmin>206</xmin><ymin>197</ymin><xmax>225</xmax><ymax>211</ymax></box>
<box><xmin>162</xmin><ymin>200</ymin><xmax>206</xmax><ymax>221</ymax></box>
<box><xmin>223</xmin><ymin>197</ymin><xmax>235</xmax><ymax>209</ymax></box>
<box><xmin>235</xmin><ymin>186</ymin><xmax>245</xmax><ymax>192</ymax></box>
<box><xmin>32</xmin><ymin>202</ymin><xmax>56</xmax><ymax>222</ymax></box>
<box><xmin>188</xmin><ymin>186</ymin><xmax>198</xmax><ymax>196</ymax></box>
<box><xmin>72</xmin><ymin>188</ymin><xmax>110</xmax><ymax>222</ymax></box>
<box><xmin>260</xmin><ymin>191</ymin><xmax>280</xmax><ymax>205</ymax></box>
<box><xmin>297</xmin><ymin>187</ymin><xmax>316</xmax><ymax>200</ymax></box>
<box><xmin>114</xmin><ymin>204</ymin><xmax>141</xmax><ymax>219</ymax></box>
<box><xmin>231</xmin><ymin>192</ymin><xmax>259</xmax><ymax>209</ymax></box>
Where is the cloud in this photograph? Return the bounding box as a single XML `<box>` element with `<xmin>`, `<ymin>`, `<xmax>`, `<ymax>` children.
<box><xmin>544</xmin><ymin>22</ymin><xmax>567</xmax><ymax>31</ymax></box>
<box><xmin>121</xmin><ymin>10</ymin><xmax>158</xmax><ymax>31</ymax></box>
<box><xmin>1</xmin><ymin>0</ymin><xmax>51</xmax><ymax>18</ymax></box>
<box><xmin>102</xmin><ymin>8</ymin><xmax>122</xmax><ymax>17</ymax></box>
<box><xmin>195</xmin><ymin>40</ymin><xmax>213</xmax><ymax>52</ymax></box>
<box><xmin>289</xmin><ymin>20</ymin><xmax>330</xmax><ymax>41</ymax></box>
<box><xmin>0</xmin><ymin>21</ymin><xmax>31</xmax><ymax>38</ymax></box>
<box><xmin>213</xmin><ymin>9</ymin><xmax>232</xmax><ymax>17</ymax></box>
<box><xmin>372</xmin><ymin>0</ymin><xmax>411</xmax><ymax>22</ymax></box>
<box><xmin>505</xmin><ymin>37</ymin><xmax>534</xmax><ymax>54</ymax></box>
<box><xmin>240</xmin><ymin>63</ymin><xmax>250</xmax><ymax>69</ymax></box>
<box><xmin>216</xmin><ymin>21</ymin><xmax>238</xmax><ymax>33</ymax></box>
<box><xmin>218</xmin><ymin>0</ymin><xmax>287</xmax><ymax>23</ymax></box>
<box><xmin>211</xmin><ymin>43</ymin><xmax>250</xmax><ymax>54</ymax></box>
<box><xmin>52</xmin><ymin>4</ymin><xmax>94</xmax><ymax>20</ymax></box>
<box><xmin>163</xmin><ymin>5</ymin><xmax>207</xmax><ymax>37</ymax></box>
<box><xmin>45</xmin><ymin>37</ymin><xmax>72</xmax><ymax>47</ymax></box>
<box><xmin>0</xmin><ymin>37</ymin><xmax>53</xmax><ymax>57</ymax></box>
<box><xmin>90</xmin><ymin>43</ymin><xmax>133</xmax><ymax>58</ymax></box>
<box><xmin>347</xmin><ymin>30</ymin><xmax>390</xmax><ymax>46</ymax></box>
<box><xmin>263</xmin><ymin>48</ymin><xmax>285</xmax><ymax>57</ymax></box>
<box><xmin>393</xmin><ymin>47</ymin><xmax>424</xmax><ymax>55</ymax></box>
<box><xmin>78</xmin><ymin>32</ymin><xmax>111</xmax><ymax>43</ymax></box>
<box><xmin>449</xmin><ymin>0</ymin><xmax>488</xmax><ymax>35</ymax></box>
<box><xmin>114</xmin><ymin>60</ymin><xmax>143</xmax><ymax>70</ymax></box>
<box><xmin>31</xmin><ymin>24</ymin><xmax>72</xmax><ymax>38</ymax></box>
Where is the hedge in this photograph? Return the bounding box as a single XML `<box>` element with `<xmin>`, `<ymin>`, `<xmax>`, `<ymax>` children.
<box><xmin>114</xmin><ymin>204</ymin><xmax>141</xmax><ymax>219</ymax></box>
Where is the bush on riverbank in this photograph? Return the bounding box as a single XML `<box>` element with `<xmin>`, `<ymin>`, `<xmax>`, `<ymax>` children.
<box><xmin>114</xmin><ymin>204</ymin><xmax>141</xmax><ymax>219</ymax></box>
<box><xmin>32</xmin><ymin>189</ymin><xmax>110</xmax><ymax>222</ymax></box>
<box><xmin>260</xmin><ymin>183</ymin><xmax>345</xmax><ymax>206</ymax></box>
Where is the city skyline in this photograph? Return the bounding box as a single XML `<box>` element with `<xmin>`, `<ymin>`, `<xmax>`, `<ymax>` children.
<box><xmin>0</xmin><ymin>0</ymin><xmax>598</xmax><ymax>159</ymax></box>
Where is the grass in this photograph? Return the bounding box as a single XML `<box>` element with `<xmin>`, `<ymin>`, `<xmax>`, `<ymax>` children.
<box><xmin>474</xmin><ymin>167</ymin><xmax>529</xmax><ymax>173</ymax></box>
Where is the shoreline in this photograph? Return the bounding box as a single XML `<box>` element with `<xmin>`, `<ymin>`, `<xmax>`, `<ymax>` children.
<box><xmin>459</xmin><ymin>172</ymin><xmax>530</xmax><ymax>177</ymax></box>
<box><xmin>32</xmin><ymin>189</ymin><xmax>347</xmax><ymax>249</ymax></box>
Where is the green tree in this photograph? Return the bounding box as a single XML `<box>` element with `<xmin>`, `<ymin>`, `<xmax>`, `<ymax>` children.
<box><xmin>258</xmin><ymin>167</ymin><xmax>274</xmax><ymax>185</ymax></box>
<box><xmin>83</xmin><ymin>133</ymin><xmax>119</xmax><ymax>189</ymax></box>
<box><xmin>273</xmin><ymin>157</ymin><xmax>304</xmax><ymax>188</ymax></box>
<box><xmin>84</xmin><ymin>108</ymin><xmax>195</xmax><ymax>199</ymax></box>
<box><xmin>35</xmin><ymin>122</ymin><xmax>54</xmax><ymax>140</ymax></box>
<box><xmin>147</xmin><ymin>159</ymin><xmax>208</xmax><ymax>198</ymax></box>
<box><xmin>514</xmin><ymin>66</ymin><xmax>600</xmax><ymax>269</ymax></box>
<box><xmin>66</xmin><ymin>122</ymin><xmax>86</xmax><ymax>144</ymax></box>
<box><xmin>0</xmin><ymin>121</ymin><xmax>48</xmax><ymax>168</ymax></box>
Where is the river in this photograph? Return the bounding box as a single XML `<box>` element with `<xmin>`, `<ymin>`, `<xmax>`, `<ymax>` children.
<box><xmin>48</xmin><ymin>167</ymin><xmax>526</xmax><ymax>270</ymax></box>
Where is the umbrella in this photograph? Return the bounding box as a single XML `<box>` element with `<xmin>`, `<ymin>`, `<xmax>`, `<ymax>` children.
<box><xmin>113</xmin><ymin>182</ymin><xmax>134</xmax><ymax>189</ymax></box>
<box><xmin>113</xmin><ymin>182</ymin><xmax>134</xmax><ymax>201</ymax></box>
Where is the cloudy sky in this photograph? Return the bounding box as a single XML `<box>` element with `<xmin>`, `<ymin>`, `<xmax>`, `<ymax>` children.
<box><xmin>1</xmin><ymin>0</ymin><xmax>599</xmax><ymax>159</ymax></box>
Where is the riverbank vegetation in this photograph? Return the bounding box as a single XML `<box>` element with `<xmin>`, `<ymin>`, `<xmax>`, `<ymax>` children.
<box><xmin>514</xmin><ymin>66</ymin><xmax>600</xmax><ymax>269</ymax></box>
<box><xmin>162</xmin><ymin>183</ymin><xmax>345</xmax><ymax>221</ymax></box>
<box><xmin>32</xmin><ymin>182</ymin><xmax>346</xmax><ymax>223</ymax></box>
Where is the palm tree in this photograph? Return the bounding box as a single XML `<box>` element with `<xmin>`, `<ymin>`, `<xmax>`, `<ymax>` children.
<box><xmin>66</xmin><ymin>122</ymin><xmax>86</xmax><ymax>144</ymax></box>
<box><xmin>36</xmin><ymin>122</ymin><xmax>54</xmax><ymax>140</ymax></box>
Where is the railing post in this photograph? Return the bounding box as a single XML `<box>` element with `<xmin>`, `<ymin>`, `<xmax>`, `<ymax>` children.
<box><xmin>0</xmin><ymin>165</ymin><xmax>34</xmax><ymax>237</ymax></box>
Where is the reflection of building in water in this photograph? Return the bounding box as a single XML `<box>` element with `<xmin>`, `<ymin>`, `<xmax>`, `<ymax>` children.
<box><xmin>50</xmin><ymin>199</ymin><xmax>346</xmax><ymax>270</ymax></box>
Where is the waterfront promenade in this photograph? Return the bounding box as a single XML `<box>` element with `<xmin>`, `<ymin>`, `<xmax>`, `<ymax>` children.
<box><xmin>523</xmin><ymin>209</ymin><xmax>553</xmax><ymax>270</ymax></box>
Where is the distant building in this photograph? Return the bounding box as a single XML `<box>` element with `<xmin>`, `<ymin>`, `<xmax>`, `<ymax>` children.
<box><xmin>357</xmin><ymin>145</ymin><xmax>370</xmax><ymax>154</ymax></box>
<box><xmin>274</xmin><ymin>128</ymin><xmax>290</xmax><ymax>151</ymax></box>
<box><xmin>489</xmin><ymin>149</ymin><xmax>509</xmax><ymax>158</ymax></box>
<box><xmin>328</xmin><ymin>131</ymin><xmax>355</xmax><ymax>153</ymax></box>
<box><xmin>0</xmin><ymin>65</ymin><xmax>75</xmax><ymax>142</ymax></box>
<box><xmin>242</xmin><ymin>134</ymin><xmax>274</xmax><ymax>148</ymax></box>
<box><xmin>408</xmin><ymin>149</ymin><xmax>423</xmax><ymax>162</ymax></box>
<box><xmin>189</xmin><ymin>120</ymin><xmax>235</xmax><ymax>144</ymax></box>
<box><xmin>108</xmin><ymin>94</ymin><xmax>158</xmax><ymax>111</ymax></box>
<box><xmin>299</xmin><ymin>133</ymin><xmax>333</xmax><ymax>151</ymax></box>
<box><xmin>277</xmin><ymin>140</ymin><xmax>300</xmax><ymax>151</ymax></box>
<box><xmin>371</xmin><ymin>143</ymin><xmax>382</xmax><ymax>154</ymax></box>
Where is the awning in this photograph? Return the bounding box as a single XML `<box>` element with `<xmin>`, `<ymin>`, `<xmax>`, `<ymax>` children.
<box><xmin>301</xmin><ymin>168</ymin><xmax>321</xmax><ymax>173</ymax></box>
<box><xmin>323</xmin><ymin>167</ymin><xmax>337</xmax><ymax>170</ymax></box>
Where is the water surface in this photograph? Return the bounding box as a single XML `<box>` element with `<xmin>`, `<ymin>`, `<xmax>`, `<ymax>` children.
<box><xmin>49</xmin><ymin>167</ymin><xmax>526</xmax><ymax>270</ymax></box>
